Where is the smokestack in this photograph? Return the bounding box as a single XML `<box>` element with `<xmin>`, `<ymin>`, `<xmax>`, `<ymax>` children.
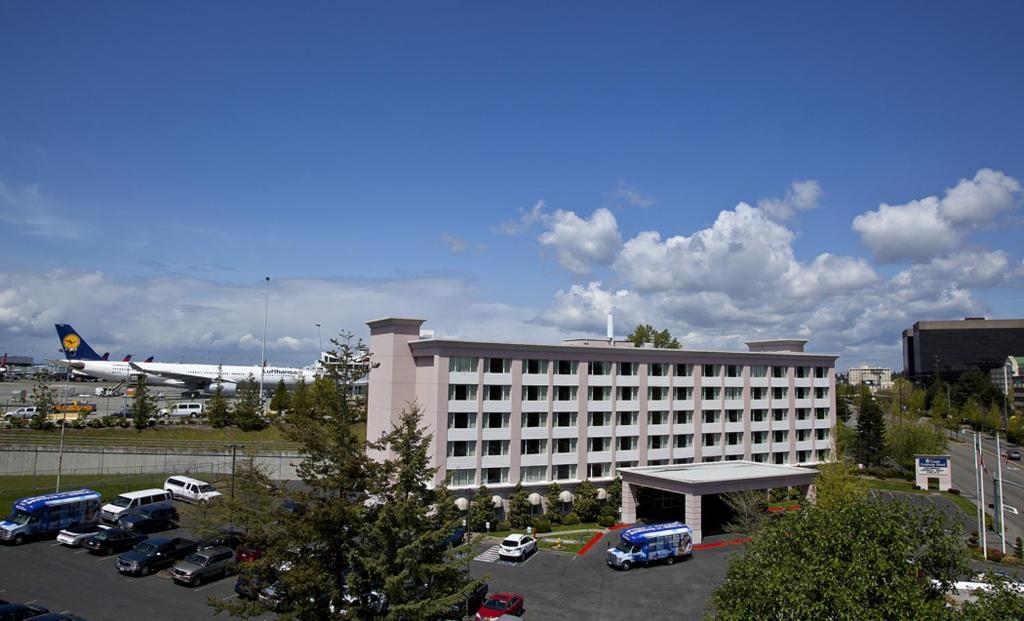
<box><xmin>607</xmin><ymin>310</ymin><xmax>614</xmax><ymax>342</ymax></box>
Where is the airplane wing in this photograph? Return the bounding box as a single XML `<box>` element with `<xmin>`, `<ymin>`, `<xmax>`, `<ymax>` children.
<box><xmin>129</xmin><ymin>362</ymin><xmax>217</xmax><ymax>388</ymax></box>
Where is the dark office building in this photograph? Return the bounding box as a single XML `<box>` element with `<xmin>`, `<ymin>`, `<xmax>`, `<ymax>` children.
<box><xmin>903</xmin><ymin>318</ymin><xmax>1024</xmax><ymax>382</ymax></box>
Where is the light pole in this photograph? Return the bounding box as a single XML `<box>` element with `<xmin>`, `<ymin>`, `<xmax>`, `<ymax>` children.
<box><xmin>315</xmin><ymin>323</ymin><xmax>323</xmax><ymax>359</ymax></box>
<box><xmin>55</xmin><ymin>364</ymin><xmax>72</xmax><ymax>492</ymax></box>
<box><xmin>227</xmin><ymin>443</ymin><xmax>244</xmax><ymax>501</ymax></box>
<box><xmin>260</xmin><ymin>276</ymin><xmax>270</xmax><ymax>398</ymax></box>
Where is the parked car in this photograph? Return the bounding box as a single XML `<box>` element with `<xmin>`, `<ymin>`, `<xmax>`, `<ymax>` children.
<box><xmin>164</xmin><ymin>476</ymin><xmax>222</xmax><ymax>503</ymax></box>
<box><xmin>498</xmin><ymin>534</ymin><xmax>537</xmax><ymax>561</ymax></box>
<box><xmin>56</xmin><ymin>523</ymin><xmax>110</xmax><ymax>547</ymax></box>
<box><xmin>116</xmin><ymin>503</ymin><xmax>178</xmax><ymax>532</ymax></box>
<box><xmin>21</xmin><ymin>613</ymin><xmax>87</xmax><ymax>620</ymax></box>
<box><xmin>475</xmin><ymin>592</ymin><xmax>525</xmax><ymax>619</ymax></box>
<box><xmin>2</xmin><ymin>407</ymin><xmax>38</xmax><ymax>421</ymax></box>
<box><xmin>0</xmin><ymin>603</ymin><xmax>48</xmax><ymax>620</ymax></box>
<box><xmin>116</xmin><ymin>536</ymin><xmax>197</xmax><ymax>577</ymax></box>
<box><xmin>99</xmin><ymin>489</ymin><xmax>171</xmax><ymax>523</ymax></box>
<box><xmin>1008</xmin><ymin>447</ymin><xmax>1022</xmax><ymax>461</ymax></box>
<box><xmin>171</xmin><ymin>546</ymin><xmax>235</xmax><ymax>586</ymax></box>
<box><xmin>82</xmin><ymin>528</ymin><xmax>148</xmax><ymax>555</ymax></box>
<box><xmin>158</xmin><ymin>402</ymin><xmax>204</xmax><ymax>418</ymax></box>
<box><xmin>197</xmin><ymin>529</ymin><xmax>245</xmax><ymax>554</ymax></box>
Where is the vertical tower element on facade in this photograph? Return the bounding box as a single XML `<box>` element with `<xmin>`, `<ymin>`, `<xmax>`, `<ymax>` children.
<box><xmin>366</xmin><ymin>318</ymin><xmax>425</xmax><ymax>458</ymax></box>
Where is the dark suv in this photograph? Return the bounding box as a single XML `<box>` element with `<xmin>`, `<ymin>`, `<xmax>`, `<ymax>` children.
<box><xmin>0</xmin><ymin>603</ymin><xmax>49</xmax><ymax>621</ymax></box>
<box><xmin>117</xmin><ymin>503</ymin><xmax>178</xmax><ymax>532</ymax></box>
<box><xmin>116</xmin><ymin>537</ymin><xmax>197</xmax><ymax>576</ymax></box>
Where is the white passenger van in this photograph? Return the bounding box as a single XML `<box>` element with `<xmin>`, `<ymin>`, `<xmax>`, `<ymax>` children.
<box><xmin>159</xmin><ymin>402</ymin><xmax>204</xmax><ymax>418</ymax></box>
<box><xmin>163</xmin><ymin>476</ymin><xmax>222</xmax><ymax>503</ymax></box>
<box><xmin>99</xmin><ymin>488</ymin><xmax>171</xmax><ymax>523</ymax></box>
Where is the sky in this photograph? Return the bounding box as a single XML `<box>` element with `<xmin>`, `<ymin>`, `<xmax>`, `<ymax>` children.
<box><xmin>2</xmin><ymin>1</ymin><xmax>1023</xmax><ymax>370</ymax></box>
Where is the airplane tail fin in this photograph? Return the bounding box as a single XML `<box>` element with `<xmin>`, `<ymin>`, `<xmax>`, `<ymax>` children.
<box><xmin>144</xmin><ymin>356</ymin><xmax>154</xmax><ymax>363</ymax></box>
<box><xmin>54</xmin><ymin>324</ymin><xmax>104</xmax><ymax>361</ymax></box>
<box><xmin>101</xmin><ymin>352</ymin><xmax>110</xmax><ymax>361</ymax></box>
<box><xmin>122</xmin><ymin>354</ymin><xmax>133</xmax><ymax>362</ymax></box>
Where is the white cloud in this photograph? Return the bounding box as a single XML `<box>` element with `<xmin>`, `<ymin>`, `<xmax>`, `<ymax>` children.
<box><xmin>757</xmin><ymin>179</ymin><xmax>823</xmax><ymax>221</ymax></box>
<box><xmin>538</xmin><ymin>207</ymin><xmax>622</xmax><ymax>274</ymax></box>
<box><xmin>852</xmin><ymin>168</ymin><xmax>1021</xmax><ymax>263</ymax></box>
<box><xmin>498</xmin><ymin>200</ymin><xmax>547</xmax><ymax>235</ymax></box>
<box><xmin>440</xmin><ymin>233</ymin><xmax>486</xmax><ymax>254</ymax></box>
<box><xmin>606</xmin><ymin>181</ymin><xmax>656</xmax><ymax>209</ymax></box>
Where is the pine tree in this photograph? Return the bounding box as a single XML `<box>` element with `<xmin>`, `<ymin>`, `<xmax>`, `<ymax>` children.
<box><xmin>269</xmin><ymin>378</ymin><xmax>290</xmax><ymax>414</ymax></box>
<box><xmin>232</xmin><ymin>375</ymin><xmax>265</xmax><ymax>431</ymax></box>
<box><xmin>468</xmin><ymin>484</ymin><xmax>495</xmax><ymax>531</ymax></box>
<box><xmin>545</xmin><ymin>482</ymin><xmax>563</xmax><ymax>523</ymax></box>
<box><xmin>130</xmin><ymin>376</ymin><xmax>155</xmax><ymax>431</ymax></box>
<box><xmin>206</xmin><ymin>372</ymin><xmax>232</xmax><ymax>428</ymax></box>
<box><xmin>856</xmin><ymin>390</ymin><xmax>886</xmax><ymax>467</ymax></box>
<box><xmin>507</xmin><ymin>482</ymin><xmax>531</xmax><ymax>529</ymax></box>
<box><xmin>574</xmin><ymin>479</ymin><xmax>600</xmax><ymax>522</ymax></box>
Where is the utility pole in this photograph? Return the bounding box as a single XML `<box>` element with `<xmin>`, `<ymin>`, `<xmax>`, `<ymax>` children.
<box><xmin>227</xmin><ymin>443</ymin><xmax>244</xmax><ymax>501</ymax></box>
<box><xmin>260</xmin><ymin>276</ymin><xmax>270</xmax><ymax>399</ymax></box>
<box><xmin>315</xmin><ymin>323</ymin><xmax>323</xmax><ymax>359</ymax></box>
<box><xmin>55</xmin><ymin>366</ymin><xmax>71</xmax><ymax>492</ymax></box>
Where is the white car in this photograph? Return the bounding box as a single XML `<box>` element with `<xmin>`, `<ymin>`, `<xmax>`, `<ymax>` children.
<box><xmin>56</xmin><ymin>523</ymin><xmax>110</xmax><ymax>547</ymax></box>
<box><xmin>3</xmin><ymin>406</ymin><xmax>38</xmax><ymax>420</ymax></box>
<box><xmin>498</xmin><ymin>534</ymin><xmax>537</xmax><ymax>561</ymax></box>
<box><xmin>164</xmin><ymin>476</ymin><xmax>222</xmax><ymax>503</ymax></box>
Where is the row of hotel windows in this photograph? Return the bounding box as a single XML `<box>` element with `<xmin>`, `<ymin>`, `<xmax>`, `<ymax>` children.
<box><xmin>451</xmin><ymin>384</ymin><xmax>830</xmax><ymax>401</ymax></box>
<box><xmin>451</xmin><ymin>357</ymin><xmax>830</xmax><ymax>379</ymax></box>
<box><xmin>446</xmin><ymin>449</ymin><xmax>833</xmax><ymax>486</ymax></box>
<box><xmin>448</xmin><ymin>408</ymin><xmax>832</xmax><ymax>429</ymax></box>
<box><xmin>448</xmin><ymin>428</ymin><xmax>831</xmax><ymax>456</ymax></box>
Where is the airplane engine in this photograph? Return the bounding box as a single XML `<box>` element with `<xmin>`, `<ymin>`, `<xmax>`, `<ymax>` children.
<box><xmin>207</xmin><ymin>382</ymin><xmax>238</xmax><ymax>396</ymax></box>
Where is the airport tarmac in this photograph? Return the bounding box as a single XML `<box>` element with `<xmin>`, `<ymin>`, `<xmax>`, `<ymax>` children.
<box><xmin>0</xmin><ymin>378</ymin><xmax>199</xmax><ymax>417</ymax></box>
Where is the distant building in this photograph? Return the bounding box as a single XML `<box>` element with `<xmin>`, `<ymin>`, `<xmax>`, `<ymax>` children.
<box><xmin>902</xmin><ymin>318</ymin><xmax>1024</xmax><ymax>383</ymax></box>
<box><xmin>848</xmin><ymin>365</ymin><xmax>893</xmax><ymax>390</ymax></box>
<box><xmin>993</xmin><ymin>356</ymin><xmax>1024</xmax><ymax>413</ymax></box>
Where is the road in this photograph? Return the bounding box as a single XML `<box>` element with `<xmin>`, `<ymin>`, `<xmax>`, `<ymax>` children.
<box><xmin>948</xmin><ymin>432</ymin><xmax>1024</xmax><ymax>550</ymax></box>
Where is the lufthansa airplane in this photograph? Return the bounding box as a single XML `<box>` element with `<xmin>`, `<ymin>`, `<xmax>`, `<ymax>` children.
<box><xmin>56</xmin><ymin>324</ymin><xmax>321</xmax><ymax>395</ymax></box>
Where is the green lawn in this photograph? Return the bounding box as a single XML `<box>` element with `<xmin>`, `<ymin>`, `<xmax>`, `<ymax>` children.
<box><xmin>0</xmin><ymin>422</ymin><xmax>366</xmax><ymax>447</ymax></box>
<box><xmin>537</xmin><ymin>537</ymin><xmax>589</xmax><ymax>554</ymax></box>
<box><xmin>0</xmin><ymin>472</ymin><xmax>224</xmax><ymax>512</ymax></box>
<box><xmin>481</xmin><ymin>522</ymin><xmax>604</xmax><ymax>539</ymax></box>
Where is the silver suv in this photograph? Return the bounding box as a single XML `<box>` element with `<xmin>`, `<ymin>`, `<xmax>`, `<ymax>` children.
<box><xmin>171</xmin><ymin>546</ymin><xmax>234</xmax><ymax>586</ymax></box>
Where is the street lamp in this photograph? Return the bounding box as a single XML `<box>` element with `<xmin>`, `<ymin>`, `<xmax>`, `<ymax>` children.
<box><xmin>260</xmin><ymin>276</ymin><xmax>270</xmax><ymax>398</ymax></box>
<box><xmin>315</xmin><ymin>323</ymin><xmax>323</xmax><ymax>359</ymax></box>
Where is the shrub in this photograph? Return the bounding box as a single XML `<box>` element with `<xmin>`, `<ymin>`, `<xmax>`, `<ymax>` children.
<box><xmin>948</xmin><ymin>488</ymin><xmax>961</xmax><ymax>495</ymax></box>
<box><xmin>1002</xmin><ymin>555</ymin><xmax>1021</xmax><ymax>566</ymax></box>
<box><xmin>494</xmin><ymin>520</ymin><xmax>510</xmax><ymax>532</ymax></box>
<box><xmin>912</xmin><ymin>484</ymin><xmax>921</xmax><ymax>490</ymax></box>
<box><xmin>988</xmin><ymin>549</ymin><xmax>1005</xmax><ymax>562</ymax></box>
<box><xmin>597</xmin><ymin>515</ymin><xmax>616</xmax><ymax>528</ymax></box>
<box><xmin>532</xmin><ymin>518</ymin><xmax>552</xmax><ymax>533</ymax></box>
<box><xmin>562</xmin><ymin>512</ymin><xmax>581</xmax><ymax>526</ymax></box>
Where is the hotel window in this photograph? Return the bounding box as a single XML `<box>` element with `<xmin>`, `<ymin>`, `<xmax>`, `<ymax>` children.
<box><xmin>487</xmin><ymin>358</ymin><xmax>511</xmax><ymax>373</ymax></box>
<box><xmin>751</xmin><ymin>409</ymin><xmax>767</xmax><ymax>422</ymax></box>
<box><xmin>725</xmin><ymin>454</ymin><xmax>741</xmax><ymax>462</ymax></box>
<box><xmin>814</xmin><ymin>367</ymin><xmax>828</xmax><ymax>379</ymax></box>
<box><xmin>524</xmin><ymin>359</ymin><xmax>549</xmax><ymax>375</ymax></box>
<box><xmin>648</xmin><ymin>386</ymin><xmax>668</xmax><ymax>400</ymax></box>
<box><xmin>555</xmin><ymin>360</ymin><xmax>578</xmax><ymax>375</ymax></box>
<box><xmin>816</xmin><ymin>429</ymin><xmax>830</xmax><ymax>441</ymax></box>
<box><xmin>522</xmin><ymin>412</ymin><xmax>547</xmax><ymax>428</ymax></box>
<box><xmin>751</xmin><ymin>387</ymin><xmax>768</xmax><ymax>400</ymax></box>
<box><xmin>589</xmin><ymin>411</ymin><xmax>612</xmax><ymax>427</ymax></box>
<box><xmin>673</xmin><ymin>457</ymin><xmax>694</xmax><ymax>465</ymax></box>
<box><xmin>589</xmin><ymin>361</ymin><xmax>612</xmax><ymax>375</ymax></box>
<box><xmin>752</xmin><ymin>453</ymin><xmax>768</xmax><ymax>463</ymax></box>
<box><xmin>726</xmin><ymin>409</ymin><xmax>742</xmax><ymax>423</ymax></box>
<box><xmin>797</xmin><ymin>430</ymin><xmax>811</xmax><ymax>442</ymax></box>
<box><xmin>649</xmin><ymin>362</ymin><xmax>669</xmax><ymax>377</ymax></box>
<box><xmin>448</xmin><ymin>412</ymin><xmax>477</xmax><ymax>429</ymax></box>
<box><xmin>795</xmin><ymin>387</ymin><xmax>810</xmax><ymax>399</ymax></box>
<box><xmin>815</xmin><ymin>408</ymin><xmax>829</xmax><ymax>420</ymax></box>
<box><xmin>649</xmin><ymin>411</ymin><xmax>669</xmax><ymax>425</ymax></box>
<box><xmin>588</xmin><ymin>386</ymin><xmax>611</xmax><ymax>400</ymax></box>
<box><xmin>702</xmin><ymin>364</ymin><xmax>721</xmax><ymax>377</ymax></box>
<box><xmin>796</xmin><ymin>408</ymin><xmax>810</xmax><ymax>420</ymax></box>
<box><xmin>750</xmin><ymin>365</ymin><xmax>768</xmax><ymax>378</ymax></box>
<box><xmin>589</xmin><ymin>437</ymin><xmax>611</xmax><ymax>452</ymax></box>
<box><xmin>618</xmin><ymin>386</ymin><xmax>639</xmax><ymax>400</ymax></box>
<box><xmin>617</xmin><ymin>411</ymin><xmax>639</xmax><ymax>426</ymax></box>
<box><xmin>795</xmin><ymin>366</ymin><xmax>810</xmax><ymax>378</ymax></box>
<box><xmin>523</xmin><ymin>385</ymin><xmax>548</xmax><ymax>401</ymax></box>
<box><xmin>484</xmin><ymin>385</ymin><xmax>511</xmax><ymax>401</ymax></box>
<box><xmin>618</xmin><ymin>362</ymin><xmax>637</xmax><ymax>376</ymax></box>
<box><xmin>555</xmin><ymin>386</ymin><xmax>578</xmax><ymax>401</ymax></box>
<box><xmin>703</xmin><ymin>433</ymin><xmax>721</xmax><ymax>447</ymax></box>
<box><xmin>616</xmin><ymin>460</ymin><xmax>638</xmax><ymax>471</ymax></box>
<box><xmin>774</xmin><ymin>452</ymin><xmax>787</xmax><ymax>464</ymax></box>
<box><xmin>617</xmin><ymin>436</ymin><xmax>638</xmax><ymax>451</ymax></box>
<box><xmin>772</xmin><ymin>366</ymin><xmax>787</xmax><ymax>378</ymax></box>
<box><xmin>648</xmin><ymin>435</ymin><xmax>669</xmax><ymax>450</ymax></box>
<box><xmin>674</xmin><ymin>386</ymin><xmax>693</xmax><ymax>400</ymax></box>
<box><xmin>554</xmin><ymin>464</ymin><xmax>577</xmax><ymax>481</ymax></box>
<box><xmin>724</xmin><ymin>387</ymin><xmax>743</xmax><ymax>400</ymax></box>
<box><xmin>725</xmin><ymin>365</ymin><xmax>741</xmax><ymax>378</ymax></box>
<box><xmin>815</xmin><ymin>387</ymin><xmax>829</xmax><ymax>399</ymax></box>
<box><xmin>752</xmin><ymin>431</ymin><xmax>768</xmax><ymax>444</ymax></box>
<box><xmin>702</xmin><ymin>410</ymin><xmax>721</xmax><ymax>424</ymax></box>
<box><xmin>674</xmin><ymin>410</ymin><xmax>693</xmax><ymax>425</ymax></box>
<box><xmin>482</xmin><ymin>440</ymin><xmax>510</xmax><ymax>456</ymax></box>
<box><xmin>702</xmin><ymin>387</ymin><xmax>721</xmax><ymax>400</ymax></box>
<box><xmin>797</xmin><ymin>450</ymin><xmax>810</xmax><ymax>463</ymax></box>
<box><xmin>483</xmin><ymin>467</ymin><xmax>509</xmax><ymax>484</ymax></box>
<box><xmin>772</xmin><ymin>387</ymin><xmax>788</xmax><ymax>400</ymax></box>
<box><xmin>674</xmin><ymin>434</ymin><xmax>693</xmax><ymax>448</ymax></box>
<box><xmin>553</xmin><ymin>411</ymin><xmax>577</xmax><ymax>427</ymax></box>
<box><xmin>817</xmin><ymin>449</ymin><xmax>831</xmax><ymax>461</ymax></box>
<box><xmin>587</xmin><ymin>463</ymin><xmax>611</xmax><ymax>478</ymax></box>
<box><xmin>482</xmin><ymin>412</ymin><xmax>510</xmax><ymax>429</ymax></box>
<box><xmin>553</xmin><ymin>438</ymin><xmax>577</xmax><ymax>453</ymax></box>
<box><xmin>649</xmin><ymin>459</ymin><xmax>670</xmax><ymax>466</ymax></box>
<box><xmin>520</xmin><ymin>466</ymin><xmax>547</xmax><ymax>483</ymax></box>
<box><xmin>675</xmin><ymin>363</ymin><xmax>693</xmax><ymax>377</ymax></box>
<box><xmin>773</xmin><ymin>430</ymin><xmax>789</xmax><ymax>443</ymax></box>
<box><xmin>448</xmin><ymin>357</ymin><xmax>478</xmax><ymax>373</ymax></box>
<box><xmin>446</xmin><ymin>469</ymin><xmax>476</xmax><ymax>487</ymax></box>
<box><xmin>521</xmin><ymin>439</ymin><xmax>548</xmax><ymax>454</ymax></box>
<box><xmin>449</xmin><ymin>384</ymin><xmax>477</xmax><ymax>401</ymax></box>
<box><xmin>772</xmin><ymin>409</ymin><xmax>788</xmax><ymax>422</ymax></box>
<box><xmin>447</xmin><ymin>441</ymin><xmax>476</xmax><ymax>457</ymax></box>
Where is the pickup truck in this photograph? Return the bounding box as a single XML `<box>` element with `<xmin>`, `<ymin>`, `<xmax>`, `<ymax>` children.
<box><xmin>116</xmin><ymin>537</ymin><xmax>198</xmax><ymax>577</ymax></box>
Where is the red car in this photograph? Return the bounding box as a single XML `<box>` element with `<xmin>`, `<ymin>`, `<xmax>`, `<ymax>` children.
<box><xmin>475</xmin><ymin>591</ymin><xmax>525</xmax><ymax>619</ymax></box>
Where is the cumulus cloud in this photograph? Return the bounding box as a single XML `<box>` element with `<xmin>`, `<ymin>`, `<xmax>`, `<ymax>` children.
<box><xmin>538</xmin><ymin>208</ymin><xmax>622</xmax><ymax>274</ymax></box>
<box><xmin>852</xmin><ymin>168</ymin><xmax>1021</xmax><ymax>263</ymax></box>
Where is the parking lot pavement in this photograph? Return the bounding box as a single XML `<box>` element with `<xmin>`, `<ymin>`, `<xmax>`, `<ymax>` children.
<box><xmin>468</xmin><ymin>537</ymin><xmax>738</xmax><ymax>620</ymax></box>
<box><xmin>868</xmin><ymin>490</ymin><xmax>968</xmax><ymax>531</ymax></box>
<box><xmin>0</xmin><ymin>526</ymin><xmax>269</xmax><ymax>621</ymax></box>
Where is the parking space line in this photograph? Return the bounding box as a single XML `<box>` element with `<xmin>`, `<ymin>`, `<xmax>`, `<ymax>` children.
<box><xmin>195</xmin><ymin>580</ymin><xmax>228</xmax><ymax>592</ymax></box>
<box><xmin>519</xmin><ymin>550</ymin><xmax>540</xmax><ymax>566</ymax></box>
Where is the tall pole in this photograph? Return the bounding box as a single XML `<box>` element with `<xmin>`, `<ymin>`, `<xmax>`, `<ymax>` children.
<box><xmin>996</xmin><ymin>433</ymin><xmax>1007</xmax><ymax>554</ymax></box>
<box><xmin>315</xmin><ymin>323</ymin><xmax>323</xmax><ymax>358</ymax></box>
<box><xmin>228</xmin><ymin>443</ymin><xmax>244</xmax><ymax>501</ymax></box>
<box><xmin>979</xmin><ymin>432</ymin><xmax>988</xmax><ymax>559</ymax></box>
<box><xmin>261</xmin><ymin>276</ymin><xmax>270</xmax><ymax>397</ymax></box>
<box><xmin>974</xmin><ymin>432</ymin><xmax>984</xmax><ymax>557</ymax></box>
<box><xmin>56</xmin><ymin>365</ymin><xmax>72</xmax><ymax>492</ymax></box>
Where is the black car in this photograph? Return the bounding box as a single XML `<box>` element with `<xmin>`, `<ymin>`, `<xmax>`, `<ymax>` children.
<box><xmin>115</xmin><ymin>536</ymin><xmax>197</xmax><ymax>576</ymax></box>
<box><xmin>198</xmin><ymin>528</ymin><xmax>245</xmax><ymax>553</ymax></box>
<box><xmin>21</xmin><ymin>614</ymin><xmax>87</xmax><ymax>621</ymax></box>
<box><xmin>0</xmin><ymin>603</ymin><xmax>48</xmax><ymax>621</ymax></box>
<box><xmin>116</xmin><ymin>503</ymin><xmax>178</xmax><ymax>533</ymax></box>
<box><xmin>82</xmin><ymin>528</ymin><xmax>148</xmax><ymax>555</ymax></box>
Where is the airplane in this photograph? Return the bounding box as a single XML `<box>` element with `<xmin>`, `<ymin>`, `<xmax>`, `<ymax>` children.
<box><xmin>55</xmin><ymin>324</ymin><xmax>321</xmax><ymax>396</ymax></box>
<box><xmin>0</xmin><ymin>353</ymin><xmax>7</xmax><ymax>377</ymax></box>
<box><xmin>101</xmin><ymin>352</ymin><xmax>109</xmax><ymax>361</ymax></box>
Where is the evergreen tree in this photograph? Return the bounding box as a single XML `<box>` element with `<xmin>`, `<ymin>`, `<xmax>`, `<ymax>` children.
<box><xmin>269</xmin><ymin>378</ymin><xmax>290</xmax><ymax>414</ymax></box>
<box><xmin>856</xmin><ymin>390</ymin><xmax>886</xmax><ymax>467</ymax></box>
<box><xmin>574</xmin><ymin>479</ymin><xmax>600</xmax><ymax>522</ymax></box>
<box><xmin>468</xmin><ymin>484</ymin><xmax>496</xmax><ymax>532</ymax></box>
<box><xmin>349</xmin><ymin>404</ymin><xmax>485</xmax><ymax>620</ymax></box>
<box><xmin>206</xmin><ymin>367</ymin><xmax>232</xmax><ymax>428</ymax></box>
<box><xmin>232</xmin><ymin>375</ymin><xmax>266</xmax><ymax>431</ymax></box>
<box><xmin>288</xmin><ymin>377</ymin><xmax>311</xmax><ymax>421</ymax></box>
<box><xmin>626</xmin><ymin>324</ymin><xmax>681</xmax><ymax>349</ymax></box>
<box><xmin>30</xmin><ymin>377</ymin><xmax>55</xmax><ymax>429</ymax></box>
<box><xmin>507</xmin><ymin>482</ymin><xmax>531</xmax><ymax>529</ymax></box>
<box><xmin>130</xmin><ymin>376</ymin><xmax>155</xmax><ymax>431</ymax></box>
<box><xmin>545</xmin><ymin>482</ymin><xmax>563</xmax><ymax>522</ymax></box>
<box><xmin>605</xmin><ymin>476</ymin><xmax>622</xmax><ymax>517</ymax></box>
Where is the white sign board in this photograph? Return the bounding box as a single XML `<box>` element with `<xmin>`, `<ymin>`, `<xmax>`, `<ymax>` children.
<box><xmin>915</xmin><ymin>454</ymin><xmax>952</xmax><ymax>491</ymax></box>
<box><xmin>916</xmin><ymin>456</ymin><xmax>949</xmax><ymax>475</ymax></box>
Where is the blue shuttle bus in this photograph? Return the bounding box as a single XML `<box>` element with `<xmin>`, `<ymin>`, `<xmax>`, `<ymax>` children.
<box><xmin>606</xmin><ymin>521</ymin><xmax>693</xmax><ymax>570</ymax></box>
<box><xmin>0</xmin><ymin>489</ymin><xmax>101</xmax><ymax>545</ymax></box>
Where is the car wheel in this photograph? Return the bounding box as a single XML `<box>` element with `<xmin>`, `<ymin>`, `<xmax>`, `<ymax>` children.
<box><xmin>622</xmin><ymin>561</ymin><xmax>632</xmax><ymax>571</ymax></box>
<box><xmin>191</xmin><ymin>574</ymin><xmax>202</xmax><ymax>587</ymax></box>
<box><xmin>142</xmin><ymin>565</ymin><xmax>152</xmax><ymax>576</ymax></box>
<box><xmin>13</xmin><ymin>533</ymin><xmax>25</xmax><ymax>546</ymax></box>
<box><xmin>666</xmin><ymin>556</ymin><xmax>675</xmax><ymax>565</ymax></box>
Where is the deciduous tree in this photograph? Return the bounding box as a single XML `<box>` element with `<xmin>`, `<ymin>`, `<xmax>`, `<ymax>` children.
<box><xmin>886</xmin><ymin>419</ymin><xmax>948</xmax><ymax>470</ymax></box>
<box><xmin>30</xmin><ymin>378</ymin><xmax>55</xmax><ymax>429</ymax></box>
<box><xmin>721</xmin><ymin>490</ymin><xmax>768</xmax><ymax>535</ymax></box>
<box><xmin>573</xmin><ymin>479</ymin><xmax>600</xmax><ymax>523</ymax></box>
<box><xmin>507</xmin><ymin>482</ymin><xmax>531</xmax><ymax>529</ymax></box>
<box><xmin>545</xmin><ymin>482</ymin><xmax>564</xmax><ymax>523</ymax></box>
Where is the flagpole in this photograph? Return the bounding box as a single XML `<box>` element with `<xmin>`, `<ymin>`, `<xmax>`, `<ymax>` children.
<box><xmin>979</xmin><ymin>433</ymin><xmax>988</xmax><ymax>559</ymax></box>
<box><xmin>974</xmin><ymin>433</ymin><xmax>984</xmax><ymax>558</ymax></box>
<box><xmin>997</xmin><ymin>432</ymin><xmax>1006</xmax><ymax>555</ymax></box>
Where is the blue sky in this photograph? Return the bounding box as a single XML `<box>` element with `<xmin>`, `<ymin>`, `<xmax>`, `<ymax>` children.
<box><xmin>2</xmin><ymin>2</ymin><xmax>1023</xmax><ymax>369</ymax></box>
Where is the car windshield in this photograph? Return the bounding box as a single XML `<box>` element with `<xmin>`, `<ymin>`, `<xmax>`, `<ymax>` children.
<box><xmin>134</xmin><ymin>543</ymin><xmax>157</xmax><ymax>554</ymax></box>
<box><xmin>6</xmin><ymin>510</ymin><xmax>32</xmax><ymax>525</ymax></box>
<box><xmin>197</xmin><ymin>485</ymin><xmax>215</xmax><ymax>493</ymax></box>
<box><xmin>110</xmin><ymin>497</ymin><xmax>132</xmax><ymax>508</ymax></box>
<box><xmin>614</xmin><ymin>542</ymin><xmax>633</xmax><ymax>554</ymax></box>
<box><xmin>184</xmin><ymin>554</ymin><xmax>207</xmax><ymax>565</ymax></box>
<box><xmin>484</xmin><ymin>598</ymin><xmax>509</xmax><ymax>611</ymax></box>
<box><xmin>501</xmin><ymin>539</ymin><xmax>519</xmax><ymax>547</ymax></box>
